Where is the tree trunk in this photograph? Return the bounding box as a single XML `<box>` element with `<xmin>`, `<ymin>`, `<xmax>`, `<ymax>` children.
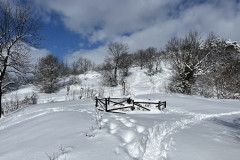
<box><xmin>114</xmin><ymin>66</ymin><xmax>117</xmax><ymax>86</ymax></box>
<box><xmin>0</xmin><ymin>83</ymin><xmax>2</xmax><ymax>119</ymax></box>
<box><xmin>0</xmin><ymin>64</ymin><xmax>7</xmax><ymax>119</ymax></box>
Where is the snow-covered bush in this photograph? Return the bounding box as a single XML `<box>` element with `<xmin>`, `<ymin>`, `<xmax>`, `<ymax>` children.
<box><xmin>97</xmin><ymin>87</ymin><xmax>105</xmax><ymax>98</ymax></box>
<box><xmin>2</xmin><ymin>92</ymin><xmax>38</xmax><ymax>115</ymax></box>
<box><xmin>94</xmin><ymin>107</ymin><xmax>102</xmax><ymax>129</ymax></box>
<box><xmin>67</xmin><ymin>85</ymin><xmax>99</xmax><ymax>101</ymax></box>
<box><xmin>86</xmin><ymin>106</ymin><xmax>103</xmax><ymax>137</ymax></box>
<box><xmin>46</xmin><ymin>145</ymin><xmax>68</xmax><ymax>160</ymax></box>
<box><xmin>69</xmin><ymin>76</ymin><xmax>82</xmax><ymax>85</ymax></box>
<box><xmin>22</xmin><ymin>92</ymin><xmax>38</xmax><ymax>105</ymax></box>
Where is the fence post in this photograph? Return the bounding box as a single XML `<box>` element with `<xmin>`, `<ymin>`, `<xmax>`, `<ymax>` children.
<box><xmin>105</xmin><ymin>98</ymin><xmax>108</xmax><ymax>112</ymax></box>
<box><xmin>158</xmin><ymin>101</ymin><xmax>161</xmax><ymax>110</ymax></box>
<box><xmin>132</xmin><ymin>100</ymin><xmax>134</xmax><ymax>110</ymax></box>
<box><xmin>95</xmin><ymin>97</ymin><xmax>98</xmax><ymax>108</ymax></box>
<box><xmin>108</xmin><ymin>97</ymin><xmax>110</xmax><ymax>105</ymax></box>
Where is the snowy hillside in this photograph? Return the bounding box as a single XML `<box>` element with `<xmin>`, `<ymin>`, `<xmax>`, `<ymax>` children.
<box><xmin>0</xmin><ymin>65</ymin><xmax>240</xmax><ymax>160</ymax></box>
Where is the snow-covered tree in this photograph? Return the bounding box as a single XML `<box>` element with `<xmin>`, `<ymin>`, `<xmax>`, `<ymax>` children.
<box><xmin>34</xmin><ymin>54</ymin><xmax>60</xmax><ymax>93</ymax></box>
<box><xmin>58</xmin><ymin>62</ymin><xmax>70</xmax><ymax>77</ymax></box>
<box><xmin>107</xmin><ymin>42</ymin><xmax>128</xmax><ymax>86</ymax></box>
<box><xmin>167</xmin><ymin>31</ymin><xmax>240</xmax><ymax>98</ymax></box>
<box><xmin>1</xmin><ymin>72</ymin><xmax>20</xmax><ymax>94</ymax></box>
<box><xmin>118</xmin><ymin>52</ymin><xmax>132</xmax><ymax>78</ymax></box>
<box><xmin>166</xmin><ymin>31</ymin><xmax>202</xmax><ymax>94</ymax></box>
<box><xmin>133</xmin><ymin>47</ymin><xmax>162</xmax><ymax>75</ymax></box>
<box><xmin>134</xmin><ymin>49</ymin><xmax>146</xmax><ymax>69</ymax></box>
<box><xmin>196</xmin><ymin>33</ymin><xmax>240</xmax><ymax>98</ymax></box>
<box><xmin>0</xmin><ymin>1</ymin><xmax>41</xmax><ymax>118</ymax></box>
<box><xmin>99</xmin><ymin>59</ymin><xmax>115</xmax><ymax>86</ymax></box>
<box><xmin>145</xmin><ymin>47</ymin><xmax>157</xmax><ymax>74</ymax></box>
<box><xmin>72</xmin><ymin>57</ymin><xmax>95</xmax><ymax>75</ymax></box>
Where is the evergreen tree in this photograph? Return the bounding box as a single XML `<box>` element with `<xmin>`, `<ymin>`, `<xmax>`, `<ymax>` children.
<box><xmin>34</xmin><ymin>54</ymin><xmax>60</xmax><ymax>93</ymax></box>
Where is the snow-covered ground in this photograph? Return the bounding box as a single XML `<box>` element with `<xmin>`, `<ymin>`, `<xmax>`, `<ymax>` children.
<box><xmin>0</xmin><ymin>65</ymin><xmax>240</xmax><ymax>160</ymax></box>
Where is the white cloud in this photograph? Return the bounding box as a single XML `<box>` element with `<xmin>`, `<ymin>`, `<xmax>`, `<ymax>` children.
<box><xmin>113</xmin><ymin>0</ymin><xmax>240</xmax><ymax>51</ymax></box>
<box><xmin>34</xmin><ymin>0</ymin><xmax>181</xmax><ymax>42</ymax></box>
<box><xmin>30</xmin><ymin>47</ymin><xmax>50</xmax><ymax>63</ymax></box>
<box><xmin>64</xmin><ymin>46</ymin><xmax>107</xmax><ymax>65</ymax></box>
<box><xmin>33</xmin><ymin>0</ymin><xmax>240</xmax><ymax>64</ymax></box>
<box><xmin>33</xmin><ymin>0</ymin><xmax>240</xmax><ymax>42</ymax></box>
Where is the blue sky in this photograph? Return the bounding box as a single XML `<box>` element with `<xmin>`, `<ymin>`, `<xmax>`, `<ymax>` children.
<box><xmin>39</xmin><ymin>18</ymin><xmax>82</xmax><ymax>60</ymax></box>
<box><xmin>16</xmin><ymin>0</ymin><xmax>240</xmax><ymax>64</ymax></box>
<box><xmin>39</xmin><ymin>13</ymin><xmax>105</xmax><ymax>61</ymax></box>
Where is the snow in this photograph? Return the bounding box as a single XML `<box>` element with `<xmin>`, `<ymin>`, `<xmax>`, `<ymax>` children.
<box><xmin>0</xmin><ymin>65</ymin><xmax>240</xmax><ymax>160</ymax></box>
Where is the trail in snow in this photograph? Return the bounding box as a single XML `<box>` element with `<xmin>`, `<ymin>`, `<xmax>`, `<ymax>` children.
<box><xmin>141</xmin><ymin>111</ymin><xmax>240</xmax><ymax>160</ymax></box>
<box><xmin>104</xmin><ymin>110</ymin><xmax>240</xmax><ymax>160</ymax></box>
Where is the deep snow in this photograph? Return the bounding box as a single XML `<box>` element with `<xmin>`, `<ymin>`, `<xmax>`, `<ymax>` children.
<box><xmin>0</xmin><ymin>65</ymin><xmax>240</xmax><ymax>160</ymax></box>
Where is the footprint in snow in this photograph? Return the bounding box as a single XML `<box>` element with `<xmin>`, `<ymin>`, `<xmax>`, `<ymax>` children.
<box><xmin>102</xmin><ymin>119</ymin><xmax>108</xmax><ymax>123</ymax></box>
<box><xmin>100</xmin><ymin>119</ymin><xmax>108</xmax><ymax>126</ymax></box>
<box><xmin>109</xmin><ymin>122</ymin><xmax>118</xmax><ymax>134</ymax></box>
<box><xmin>136</xmin><ymin>125</ymin><xmax>145</xmax><ymax>133</ymax></box>
<box><xmin>109</xmin><ymin>122</ymin><xmax>118</xmax><ymax>130</ymax></box>
<box><xmin>115</xmin><ymin>147</ymin><xmax>120</xmax><ymax>155</ymax></box>
<box><xmin>117</xmin><ymin>118</ymin><xmax>134</xmax><ymax>127</ymax></box>
<box><xmin>115</xmin><ymin>117</ymin><xmax>125</xmax><ymax>121</ymax></box>
<box><xmin>119</xmin><ymin>130</ymin><xmax>136</xmax><ymax>143</ymax></box>
<box><xmin>124</xmin><ymin>122</ymin><xmax>134</xmax><ymax>127</ymax></box>
<box><xmin>129</xmin><ymin>119</ymin><xmax>136</xmax><ymax>123</ymax></box>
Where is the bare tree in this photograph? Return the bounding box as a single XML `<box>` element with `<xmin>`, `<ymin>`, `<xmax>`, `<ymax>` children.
<box><xmin>71</xmin><ymin>57</ymin><xmax>95</xmax><ymax>75</ymax></box>
<box><xmin>154</xmin><ymin>51</ymin><xmax>163</xmax><ymax>73</ymax></box>
<box><xmin>118</xmin><ymin>52</ymin><xmax>132</xmax><ymax>79</ymax></box>
<box><xmin>145</xmin><ymin>47</ymin><xmax>157</xmax><ymax>75</ymax></box>
<box><xmin>0</xmin><ymin>1</ymin><xmax>41</xmax><ymax>118</ymax></box>
<box><xmin>99</xmin><ymin>59</ymin><xmax>115</xmax><ymax>86</ymax></box>
<box><xmin>107</xmin><ymin>42</ymin><xmax>128</xmax><ymax>86</ymax></box>
<box><xmin>134</xmin><ymin>49</ymin><xmax>147</xmax><ymax>69</ymax></box>
<box><xmin>58</xmin><ymin>61</ymin><xmax>69</xmax><ymax>77</ymax></box>
<box><xmin>133</xmin><ymin>48</ymin><xmax>162</xmax><ymax>74</ymax></box>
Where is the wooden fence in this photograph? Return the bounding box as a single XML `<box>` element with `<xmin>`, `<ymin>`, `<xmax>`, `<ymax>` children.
<box><xmin>95</xmin><ymin>97</ymin><xmax>166</xmax><ymax>114</ymax></box>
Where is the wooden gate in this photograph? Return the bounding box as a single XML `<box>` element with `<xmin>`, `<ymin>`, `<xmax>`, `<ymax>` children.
<box><xmin>95</xmin><ymin>97</ymin><xmax>166</xmax><ymax>114</ymax></box>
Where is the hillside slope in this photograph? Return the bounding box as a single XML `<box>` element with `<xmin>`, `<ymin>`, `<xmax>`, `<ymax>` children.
<box><xmin>0</xmin><ymin>66</ymin><xmax>240</xmax><ymax>160</ymax></box>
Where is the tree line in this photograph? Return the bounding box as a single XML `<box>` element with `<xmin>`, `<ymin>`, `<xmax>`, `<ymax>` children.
<box><xmin>98</xmin><ymin>31</ymin><xmax>240</xmax><ymax>100</ymax></box>
<box><xmin>4</xmin><ymin>31</ymin><xmax>240</xmax><ymax>100</ymax></box>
